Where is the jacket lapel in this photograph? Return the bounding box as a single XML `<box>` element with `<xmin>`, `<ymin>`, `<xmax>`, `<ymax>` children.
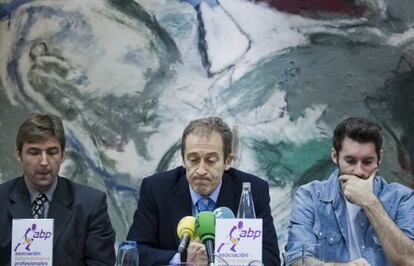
<box><xmin>48</xmin><ymin>177</ymin><xmax>73</xmax><ymax>247</ymax></box>
<box><xmin>169</xmin><ymin>170</ymin><xmax>192</xmax><ymax>244</ymax></box>
<box><xmin>216</xmin><ymin>170</ymin><xmax>242</xmax><ymax>216</ymax></box>
<box><xmin>9</xmin><ymin>177</ymin><xmax>32</xmax><ymax>218</ymax></box>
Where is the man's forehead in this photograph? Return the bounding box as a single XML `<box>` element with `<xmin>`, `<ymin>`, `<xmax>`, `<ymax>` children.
<box><xmin>341</xmin><ymin>137</ymin><xmax>377</xmax><ymax>148</ymax></box>
<box><xmin>186</xmin><ymin>150</ymin><xmax>220</xmax><ymax>156</ymax></box>
<box><xmin>338</xmin><ymin>139</ymin><xmax>378</xmax><ymax>157</ymax></box>
<box><xmin>187</xmin><ymin>129</ymin><xmax>222</xmax><ymax>140</ymax></box>
<box><xmin>184</xmin><ymin>131</ymin><xmax>224</xmax><ymax>156</ymax></box>
<box><xmin>189</xmin><ymin>128</ymin><xmax>214</xmax><ymax>138</ymax></box>
<box><xmin>185</xmin><ymin>131</ymin><xmax>223</xmax><ymax>146</ymax></box>
<box><xmin>342</xmin><ymin>154</ymin><xmax>377</xmax><ymax>159</ymax></box>
<box><xmin>22</xmin><ymin>137</ymin><xmax>62</xmax><ymax>149</ymax></box>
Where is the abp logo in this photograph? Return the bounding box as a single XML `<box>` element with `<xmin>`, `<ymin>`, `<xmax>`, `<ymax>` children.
<box><xmin>217</xmin><ymin>220</ymin><xmax>243</xmax><ymax>252</ymax></box>
<box><xmin>14</xmin><ymin>223</ymin><xmax>52</xmax><ymax>252</ymax></box>
<box><xmin>217</xmin><ymin>220</ymin><xmax>262</xmax><ymax>253</ymax></box>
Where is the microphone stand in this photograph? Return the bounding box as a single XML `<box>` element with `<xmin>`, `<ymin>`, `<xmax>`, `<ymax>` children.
<box><xmin>205</xmin><ymin>240</ymin><xmax>215</xmax><ymax>266</ymax></box>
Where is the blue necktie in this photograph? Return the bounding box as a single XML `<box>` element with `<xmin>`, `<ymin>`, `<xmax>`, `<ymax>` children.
<box><xmin>197</xmin><ymin>197</ymin><xmax>215</xmax><ymax>212</ymax></box>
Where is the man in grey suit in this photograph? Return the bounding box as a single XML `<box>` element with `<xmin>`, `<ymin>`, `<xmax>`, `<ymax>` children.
<box><xmin>0</xmin><ymin>113</ymin><xmax>115</xmax><ymax>266</ymax></box>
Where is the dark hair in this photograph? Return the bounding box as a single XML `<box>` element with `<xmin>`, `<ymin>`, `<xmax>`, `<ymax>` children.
<box><xmin>181</xmin><ymin>117</ymin><xmax>233</xmax><ymax>160</ymax></box>
<box><xmin>16</xmin><ymin>113</ymin><xmax>65</xmax><ymax>153</ymax></box>
<box><xmin>333</xmin><ymin>117</ymin><xmax>382</xmax><ymax>159</ymax></box>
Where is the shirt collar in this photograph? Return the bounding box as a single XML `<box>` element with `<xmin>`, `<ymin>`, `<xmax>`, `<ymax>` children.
<box><xmin>24</xmin><ymin>175</ymin><xmax>58</xmax><ymax>203</ymax></box>
<box><xmin>318</xmin><ymin>169</ymin><xmax>341</xmax><ymax>203</ymax></box>
<box><xmin>189</xmin><ymin>180</ymin><xmax>222</xmax><ymax>208</ymax></box>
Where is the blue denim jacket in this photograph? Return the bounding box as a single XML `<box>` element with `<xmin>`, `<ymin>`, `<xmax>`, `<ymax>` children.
<box><xmin>284</xmin><ymin>169</ymin><xmax>414</xmax><ymax>266</ymax></box>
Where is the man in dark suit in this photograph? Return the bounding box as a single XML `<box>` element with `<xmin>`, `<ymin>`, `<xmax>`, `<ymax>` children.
<box><xmin>127</xmin><ymin>117</ymin><xmax>280</xmax><ymax>265</ymax></box>
<box><xmin>0</xmin><ymin>113</ymin><xmax>115</xmax><ymax>266</ymax></box>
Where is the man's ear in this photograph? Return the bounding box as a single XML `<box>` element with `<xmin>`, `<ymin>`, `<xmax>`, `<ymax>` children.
<box><xmin>16</xmin><ymin>150</ymin><xmax>22</xmax><ymax>162</ymax></box>
<box><xmin>331</xmin><ymin>147</ymin><xmax>338</xmax><ymax>165</ymax></box>
<box><xmin>181</xmin><ymin>156</ymin><xmax>186</xmax><ymax>169</ymax></box>
<box><xmin>378</xmin><ymin>149</ymin><xmax>384</xmax><ymax>165</ymax></box>
<box><xmin>224</xmin><ymin>153</ymin><xmax>234</xmax><ymax>171</ymax></box>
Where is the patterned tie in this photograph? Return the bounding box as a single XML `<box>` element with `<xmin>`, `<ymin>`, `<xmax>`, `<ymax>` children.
<box><xmin>32</xmin><ymin>193</ymin><xmax>48</xmax><ymax>219</ymax></box>
<box><xmin>196</xmin><ymin>197</ymin><xmax>215</xmax><ymax>212</ymax></box>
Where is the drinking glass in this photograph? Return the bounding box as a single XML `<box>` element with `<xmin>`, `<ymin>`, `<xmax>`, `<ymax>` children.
<box><xmin>247</xmin><ymin>260</ymin><xmax>264</xmax><ymax>266</ymax></box>
<box><xmin>116</xmin><ymin>241</ymin><xmax>139</xmax><ymax>266</ymax></box>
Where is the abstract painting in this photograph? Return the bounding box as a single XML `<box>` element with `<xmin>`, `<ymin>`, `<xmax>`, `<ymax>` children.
<box><xmin>1</xmin><ymin>0</ymin><xmax>413</xmax><ymax>253</ymax></box>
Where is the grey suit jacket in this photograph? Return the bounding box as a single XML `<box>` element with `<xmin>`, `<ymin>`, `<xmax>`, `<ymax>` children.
<box><xmin>0</xmin><ymin>176</ymin><xmax>115</xmax><ymax>266</ymax></box>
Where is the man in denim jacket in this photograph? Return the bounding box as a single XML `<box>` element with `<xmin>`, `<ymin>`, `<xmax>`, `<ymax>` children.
<box><xmin>285</xmin><ymin>117</ymin><xmax>414</xmax><ymax>266</ymax></box>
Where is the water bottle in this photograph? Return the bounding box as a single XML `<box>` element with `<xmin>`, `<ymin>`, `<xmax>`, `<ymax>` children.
<box><xmin>116</xmin><ymin>241</ymin><xmax>139</xmax><ymax>266</ymax></box>
<box><xmin>236</xmin><ymin>182</ymin><xmax>256</xmax><ymax>218</ymax></box>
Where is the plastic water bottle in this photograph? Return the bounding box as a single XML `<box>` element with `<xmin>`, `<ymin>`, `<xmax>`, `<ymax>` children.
<box><xmin>116</xmin><ymin>241</ymin><xmax>139</xmax><ymax>266</ymax></box>
<box><xmin>236</xmin><ymin>182</ymin><xmax>256</xmax><ymax>218</ymax></box>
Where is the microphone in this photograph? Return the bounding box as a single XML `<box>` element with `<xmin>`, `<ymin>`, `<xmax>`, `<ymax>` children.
<box><xmin>177</xmin><ymin>216</ymin><xmax>196</xmax><ymax>254</ymax></box>
<box><xmin>196</xmin><ymin>211</ymin><xmax>216</xmax><ymax>266</ymax></box>
<box><xmin>213</xmin><ymin>206</ymin><xmax>235</xmax><ymax>219</ymax></box>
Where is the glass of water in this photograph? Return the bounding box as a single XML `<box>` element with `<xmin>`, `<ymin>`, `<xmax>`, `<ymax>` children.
<box><xmin>116</xmin><ymin>241</ymin><xmax>139</xmax><ymax>266</ymax></box>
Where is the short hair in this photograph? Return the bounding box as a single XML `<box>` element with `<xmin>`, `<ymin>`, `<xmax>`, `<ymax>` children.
<box><xmin>16</xmin><ymin>113</ymin><xmax>65</xmax><ymax>153</ymax></box>
<box><xmin>333</xmin><ymin>117</ymin><xmax>382</xmax><ymax>159</ymax></box>
<box><xmin>181</xmin><ymin>117</ymin><xmax>233</xmax><ymax>160</ymax></box>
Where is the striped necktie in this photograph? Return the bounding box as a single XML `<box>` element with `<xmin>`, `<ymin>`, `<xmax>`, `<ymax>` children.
<box><xmin>196</xmin><ymin>197</ymin><xmax>215</xmax><ymax>212</ymax></box>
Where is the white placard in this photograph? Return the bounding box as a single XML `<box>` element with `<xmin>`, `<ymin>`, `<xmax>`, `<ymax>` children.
<box><xmin>11</xmin><ymin>219</ymin><xmax>54</xmax><ymax>266</ymax></box>
<box><xmin>215</xmin><ymin>218</ymin><xmax>262</xmax><ymax>266</ymax></box>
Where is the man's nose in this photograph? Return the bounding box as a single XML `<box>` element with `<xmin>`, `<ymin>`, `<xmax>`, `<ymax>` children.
<box><xmin>196</xmin><ymin>161</ymin><xmax>207</xmax><ymax>176</ymax></box>
<box><xmin>353</xmin><ymin>162</ymin><xmax>365</xmax><ymax>178</ymax></box>
<box><xmin>40</xmin><ymin>151</ymin><xmax>48</xmax><ymax>166</ymax></box>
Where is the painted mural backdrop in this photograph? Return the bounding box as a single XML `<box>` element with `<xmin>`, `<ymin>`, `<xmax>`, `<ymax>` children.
<box><xmin>1</xmin><ymin>0</ymin><xmax>414</xmax><ymax>253</ymax></box>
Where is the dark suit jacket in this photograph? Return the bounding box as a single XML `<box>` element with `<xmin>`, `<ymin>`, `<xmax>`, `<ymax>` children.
<box><xmin>0</xmin><ymin>176</ymin><xmax>116</xmax><ymax>266</ymax></box>
<box><xmin>127</xmin><ymin>166</ymin><xmax>280</xmax><ymax>265</ymax></box>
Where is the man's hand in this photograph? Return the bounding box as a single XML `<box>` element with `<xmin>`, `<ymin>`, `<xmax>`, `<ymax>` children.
<box><xmin>342</xmin><ymin>258</ymin><xmax>371</xmax><ymax>266</ymax></box>
<box><xmin>339</xmin><ymin>171</ymin><xmax>377</xmax><ymax>207</ymax></box>
<box><xmin>186</xmin><ymin>239</ymin><xmax>208</xmax><ymax>266</ymax></box>
<box><xmin>295</xmin><ymin>257</ymin><xmax>370</xmax><ymax>266</ymax></box>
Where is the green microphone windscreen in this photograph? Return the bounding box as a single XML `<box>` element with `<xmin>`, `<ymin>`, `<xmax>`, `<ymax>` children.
<box><xmin>195</xmin><ymin>211</ymin><xmax>216</xmax><ymax>242</ymax></box>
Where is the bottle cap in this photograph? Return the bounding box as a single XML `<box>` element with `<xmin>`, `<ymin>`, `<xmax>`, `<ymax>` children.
<box><xmin>242</xmin><ymin>182</ymin><xmax>251</xmax><ymax>189</ymax></box>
